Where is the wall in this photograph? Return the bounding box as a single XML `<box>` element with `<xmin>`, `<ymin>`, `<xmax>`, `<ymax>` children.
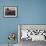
<box><xmin>0</xmin><ymin>0</ymin><xmax>46</xmax><ymax>44</ymax></box>
<box><xmin>0</xmin><ymin>0</ymin><xmax>18</xmax><ymax>44</ymax></box>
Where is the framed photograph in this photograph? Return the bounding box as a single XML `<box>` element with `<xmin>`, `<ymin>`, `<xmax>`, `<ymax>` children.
<box><xmin>18</xmin><ymin>24</ymin><xmax>46</xmax><ymax>42</ymax></box>
<box><xmin>4</xmin><ymin>6</ymin><xmax>17</xmax><ymax>17</ymax></box>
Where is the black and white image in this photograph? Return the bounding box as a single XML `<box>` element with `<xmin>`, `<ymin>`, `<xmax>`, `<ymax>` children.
<box><xmin>18</xmin><ymin>25</ymin><xmax>46</xmax><ymax>41</ymax></box>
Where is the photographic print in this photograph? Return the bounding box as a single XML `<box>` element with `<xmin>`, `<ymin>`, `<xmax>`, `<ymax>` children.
<box><xmin>18</xmin><ymin>24</ymin><xmax>46</xmax><ymax>41</ymax></box>
<box><xmin>4</xmin><ymin>6</ymin><xmax>17</xmax><ymax>17</ymax></box>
